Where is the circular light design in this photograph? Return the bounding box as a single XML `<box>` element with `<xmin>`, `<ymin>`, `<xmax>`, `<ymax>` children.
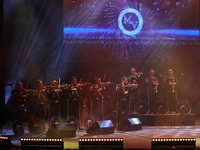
<box><xmin>118</xmin><ymin>8</ymin><xmax>143</xmax><ymax>36</ymax></box>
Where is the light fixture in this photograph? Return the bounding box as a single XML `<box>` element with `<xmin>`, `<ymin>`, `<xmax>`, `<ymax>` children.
<box><xmin>21</xmin><ymin>138</ymin><xmax>63</xmax><ymax>149</ymax></box>
<box><xmin>79</xmin><ymin>138</ymin><xmax>123</xmax><ymax>149</ymax></box>
<box><xmin>152</xmin><ymin>138</ymin><xmax>196</xmax><ymax>150</ymax></box>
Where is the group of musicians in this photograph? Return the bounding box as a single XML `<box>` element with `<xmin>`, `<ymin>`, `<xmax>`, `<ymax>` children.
<box><xmin>11</xmin><ymin>68</ymin><xmax>179</xmax><ymax>128</ymax></box>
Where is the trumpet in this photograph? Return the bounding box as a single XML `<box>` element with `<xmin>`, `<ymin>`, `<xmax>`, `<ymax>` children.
<box><xmin>137</xmin><ymin>72</ymin><xmax>143</xmax><ymax>77</ymax></box>
<box><xmin>153</xmin><ymin>80</ymin><xmax>159</xmax><ymax>93</ymax></box>
<box><xmin>169</xmin><ymin>80</ymin><xmax>176</xmax><ymax>93</ymax></box>
<box><xmin>133</xmin><ymin>72</ymin><xmax>143</xmax><ymax>78</ymax></box>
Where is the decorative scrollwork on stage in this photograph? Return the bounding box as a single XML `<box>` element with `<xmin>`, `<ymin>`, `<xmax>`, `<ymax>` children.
<box><xmin>66</xmin><ymin>116</ymin><xmax>79</xmax><ymax>131</ymax></box>
<box><xmin>176</xmin><ymin>101</ymin><xmax>191</xmax><ymax>114</ymax></box>
<box><xmin>134</xmin><ymin>101</ymin><xmax>150</xmax><ymax>115</ymax></box>
<box><xmin>154</xmin><ymin>101</ymin><xmax>168</xmax><ymax>114</ymax></box>
<box><xmin>83</xmin><ymin>115</ymin><xmax>95</xmax><ymax>130</ymax></box>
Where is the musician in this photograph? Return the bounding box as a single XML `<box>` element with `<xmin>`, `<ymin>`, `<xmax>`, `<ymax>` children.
<box><xmin>46</xmin><ymin>79</ymin><xmax>60</xmax><ymax>118</ymax></box>
<box><xmin>89</xmin><ymin>77</ymin><xmax>111</xmax><ymax>120</ymax></box>
<box><xmin>128</xmin><ymin>68</ymin><xmax>142</xmax><ymax>84</ymax></box>
<box><xmin>165</xmin><ymin>69</ymin><xmax>178</xmax><ymax>113</ymax></box>
<box><xmin>51</xmin><ymin>80</ymin><xmax>59</xmax><ymax>87</ymax></box>
<box><xmin>12</xmin><ymin>82</ymin><xmax>29</xmax><ymax>122</ymax></box>
<box><xmin>127</xmin><ymin>68</ymin><xmax>140</xmax><ymax>113</ymax></box>
<box><xmin>33</xmin><ymin>80</ymin><xmax>48</xmax><ymax>119</ymax></box>
<box><xmin>116</xmin><ymin>77</ymin><xmax>130</xmax><ymax>128</ymax></box>
<box><xmin>145</xmin><ymin>69</ymin><xmax>159</xmax><ymax>113</ymax></box>
<box><xmin>68</xmin><ymin>76</ymin><xmax>83</xmax><ymax>119</ymax></box>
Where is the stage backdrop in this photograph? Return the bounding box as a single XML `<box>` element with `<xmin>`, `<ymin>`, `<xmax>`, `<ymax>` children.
<box><xmin>2</xmin><ymin>0</ymin><xmax>200</xmax><ymax>121</ymax></box>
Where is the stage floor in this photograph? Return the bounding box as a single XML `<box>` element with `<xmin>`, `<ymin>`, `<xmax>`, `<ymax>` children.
<box><xmin>2</xmin><ymin>123</ymin><xmax>200</xmax><ymax>149</ymax></box>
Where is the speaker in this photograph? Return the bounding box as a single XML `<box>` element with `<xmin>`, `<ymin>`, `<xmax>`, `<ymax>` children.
<box><xmin>28</xmin><ymin>119</ymin><xmax>45</xmax><ymax>135</ymax></box>
<box><xmin>152</xmin><ymin>138</ymin><xmax>196</xmax><ymax>150</ymax></box>
<box><xmin>86</xmin><ymin>120</ymin><xmax>115</xmax><ymax>135</ymax></box>
<box><xmin>12</xmin><ymin>120</ymin><xmax>24</xmax><ymax>136</ymax></box>
<box><xmin>123</xmin><ymin>117</ymin><xmax>142</xmax><ymax>131</ymax></box>
<box><xmin>21</xmin><ymin>138</ymin><xmax>63</xmax><ymax>150</ymax></box>
<box><xmin>46</xmin><ymin>122</ymin><xmax>76</xmax><ymax>138</ymax></box>
<box><xmin>79</xmin><ymin>138</ymin><xmax>123</xmax><ymax>150</ymax></box>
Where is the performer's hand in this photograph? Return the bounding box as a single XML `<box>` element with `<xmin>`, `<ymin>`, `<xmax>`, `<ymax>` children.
<box><xmin>169</xmin><ymin>82</ymin><xmax>176</xmax><ymax>86</ymax></box>
<box><xmin>97</xmin><ymin>88</ymin><xmax>102</xmax><ymax>92</ymax></box>
<box><xmin>124</xmin><ymin>91</ymin><xmax>128</xmax><ymax>95</ymax></box>
<box><xmin>106</xmin><ymin>81</ymin><xmax>112</xmax><ymax>86</ymax></box>
<box><xmin>22</xmin><ymin>95</ymin><xmax>27</xmax><ymax>99</ymax></box>
<box><xmin>154</xmin><ymin>82</ymin><xmax>159</xmax><ymax>86</ymax></box>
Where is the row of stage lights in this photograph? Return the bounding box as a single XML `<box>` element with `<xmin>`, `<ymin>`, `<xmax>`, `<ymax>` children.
<box><xmin>21</xmin><ymin>138</ymin><xmax>63</xmax><ymax>142</ymax></box>
<box><xmin>0</xmin><ymin>136</ymin><xmax>197</xmax><ymax>149</ymax></box>
<box><xmin>79</xmin><ymin>138</ymin><xmax>123</xmax><ymax>142</ymax></box>
<box><xmin>0</xmin><ymin>136</ymin><xmax>9</xmax><ymax>140</ymax></box>
<box><xmin>152</xmin><ymin>138</ymin><xmax>196</xmax><ymax>142</ymax></box>
<box><xmin>20</xmin><ymin>137</ymin><xmax>196</xmax><ymax>142</ymax></box>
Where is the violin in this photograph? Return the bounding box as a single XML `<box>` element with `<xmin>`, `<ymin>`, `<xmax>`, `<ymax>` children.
<box><xmin>24</xmin><ymin>89</ymin><xmax>38</xmax><ymax>94</ymax></box>
<box><xmin>100</xmin><ymin>81</ymin><xmax>112</xmax><ymax>86</ymax></box>
<box><xmin>80</xmin><ymin>82</ymin><xmax>91</xmax><ymax>85</ymax></box>
<box><xmin>123</xmin><ymin>83</ymin><xmax>139</xmax><ymax>89</ymax></box>
<box><xmin>129</xmin><ymin>72</ymin><xmax>143</xmax><ymax>79</ymax></box>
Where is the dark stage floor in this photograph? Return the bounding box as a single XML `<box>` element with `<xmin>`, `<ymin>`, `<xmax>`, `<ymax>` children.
<box><xmin>1</xmin><ymin>120</ymin><xmax>200</xmax><ymax>149</ymax></box>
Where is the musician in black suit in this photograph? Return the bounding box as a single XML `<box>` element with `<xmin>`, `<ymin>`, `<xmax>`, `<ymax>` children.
<box><xmin>164</xmin><ymin>69</ymin><xmax>178</xmax><ymax>113</ymax></box>
<box><xmin>116</xmin><ymin>77</ymin><xmax>130</xmax><ymax>120</ymax></box>
<box><xmin>68</xmin><ymin>76</ymin><xmax>83</xmax><ymax>119</ymax></box>
<box><xmin>12</xmin><ymin>82</ymin><xmax>29</xmax><ymax>122</ymax></box>
<box><xmin>90</xmin><ymin>77</ymin><xmax>111</xmax><ymax>120</ymax></box>
<box><xmin>145</xmin><ymin>69</ymin><xmax>159</xmax><ymax>113</ymax></box>
<box><xmin>33</xmin><ymin>80</ymin><xmax>48</xmax><ymax>119</ymax></box>
<box><xmin>128</xmin><ymin>68</ymin><xmax>140</xmax><ymax>113</ymax></box>
<box><xmin>116</xmin><ymin>76</ymin><xmax>138</xmax><ymax>128</ymax></box>
<box><xmin>128</xmin><ymin>68</ymin><xmax>142</xmax><ymax>84</ymax></box>
<box><xmin>46</xmin><ymin>79</ymin><xmax>60</xmax><ymax>118</ymax></box>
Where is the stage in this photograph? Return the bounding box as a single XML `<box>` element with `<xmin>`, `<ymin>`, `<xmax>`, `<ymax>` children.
<box><xmin>1</xmin><ymin>115</ymin><xmax>200</xmax><ymax>149</ymax></box>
